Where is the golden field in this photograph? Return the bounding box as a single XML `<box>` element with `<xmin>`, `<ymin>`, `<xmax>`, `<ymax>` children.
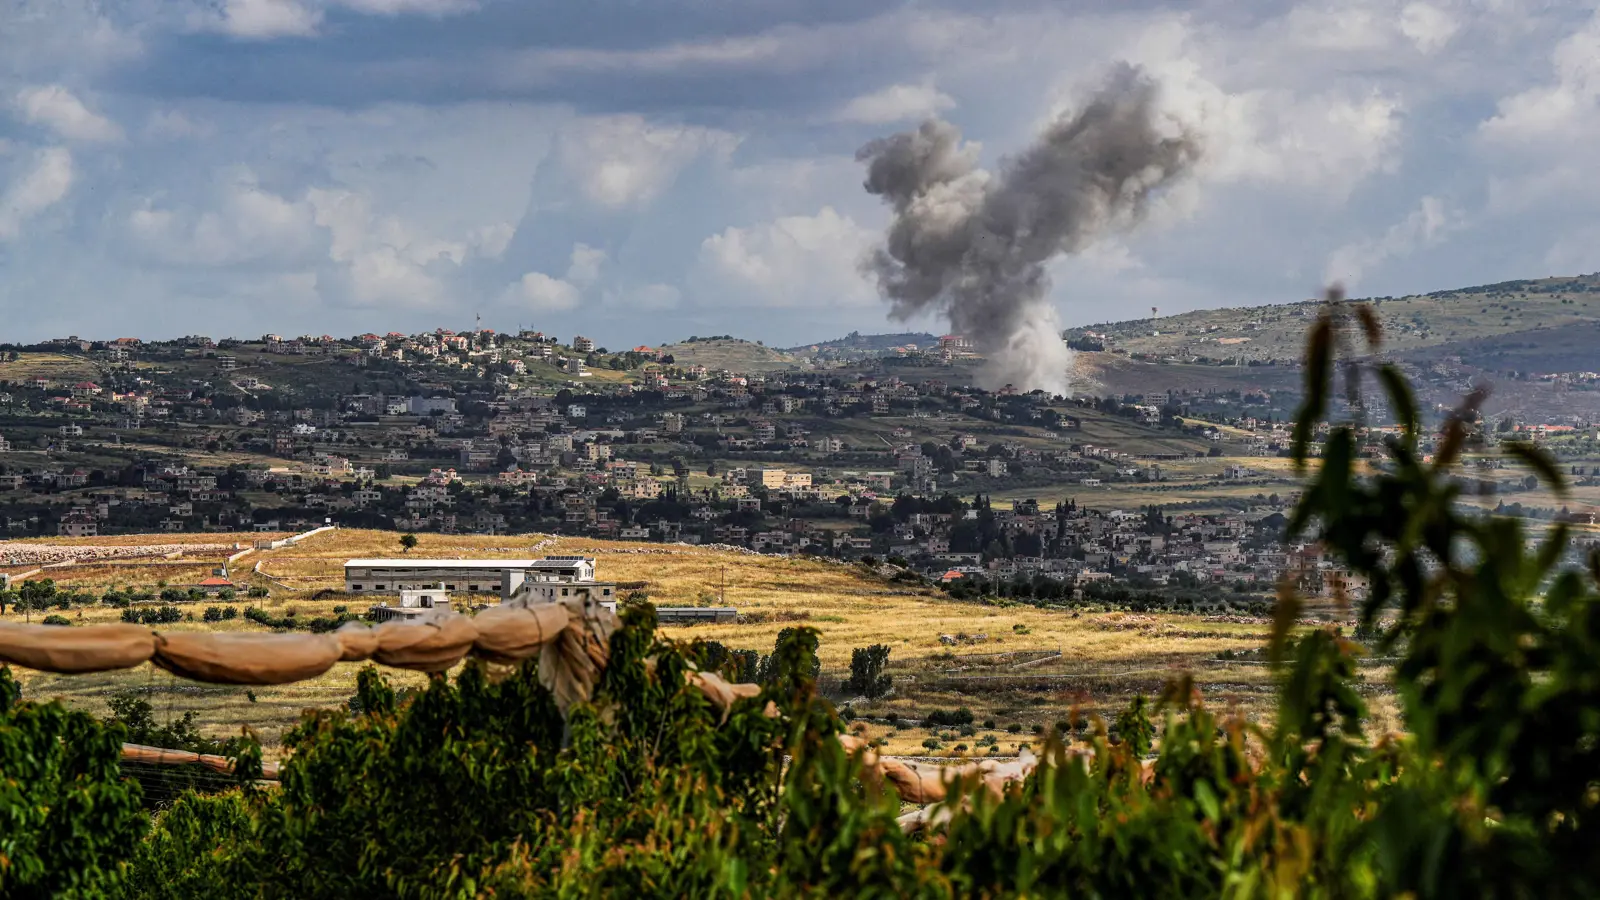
<box><xmin>5</xmin><ymin>528</ymin><xmax>1382</xmax><ymax>757</ymax></box>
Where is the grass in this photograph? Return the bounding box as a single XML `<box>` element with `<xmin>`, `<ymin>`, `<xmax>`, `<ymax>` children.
<box><xmin>5</xmin><ymin>528</ymin><xmax>1348</xmax><ymax>757</ymax></box>
<box><xmin>0</xmin><ymin>352</ymin><xmax>104</xmax><ymax>383</ymax></box>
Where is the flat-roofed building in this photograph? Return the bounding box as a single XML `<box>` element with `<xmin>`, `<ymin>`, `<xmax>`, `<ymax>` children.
<box><xmin>343</xmin><ymin>555</ymin><xmax>613</xmax><ymax>604</ymax></box>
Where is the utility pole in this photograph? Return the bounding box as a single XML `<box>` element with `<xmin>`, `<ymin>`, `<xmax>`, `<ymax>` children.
<box><xmin>720</xmin><ymin>566</ymin><xmax>727</xmax><ymax>605</ymax></box>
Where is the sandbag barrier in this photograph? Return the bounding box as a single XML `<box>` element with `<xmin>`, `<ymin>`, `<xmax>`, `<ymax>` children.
<box><xmin>120</xmin><ymin>742</ymin><xmax>282</xmax><ymax>781</ymax></box>
<box><xmin>0</xmin><ymin>596</ymin><xmax>614</xmax><ymax>713</ymax></box>
<box><xmin>8</xmin><ymin>603</ymin><xmax>1046</xmax><ymax>825</ymax></box>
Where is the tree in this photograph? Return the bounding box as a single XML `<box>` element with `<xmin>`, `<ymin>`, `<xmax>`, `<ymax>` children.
<box><xmin>845</xmin><ymin>645</ymin><xmax>893</xmax><ymax>699</ymax></box>
<box><xmin>399</xmin><ymin>533</ymin><xmax>419</xmax><ymax>554</ymax></box>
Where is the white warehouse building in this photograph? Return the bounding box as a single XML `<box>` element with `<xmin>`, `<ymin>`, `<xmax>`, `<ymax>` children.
<box><xmin>343</xmin><ymin>555</ymin><xmax>615</xmax><ymax>605</ymax></box>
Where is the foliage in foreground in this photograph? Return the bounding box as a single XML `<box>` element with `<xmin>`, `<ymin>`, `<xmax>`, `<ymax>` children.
<box><xmin>3</xmin><ymin>301</ymin><xmax>1600</xmax><ymax>896</ymax></box>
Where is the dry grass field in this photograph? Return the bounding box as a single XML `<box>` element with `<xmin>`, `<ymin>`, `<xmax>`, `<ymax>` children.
<box><xmin>5</xmin><ymin>528</ymin><xmax>1366</xmax><ymax>757</ymax></box>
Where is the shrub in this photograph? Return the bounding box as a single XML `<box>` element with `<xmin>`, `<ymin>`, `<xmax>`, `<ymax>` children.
<box><xmin>222</xmin><ymin>606</ymin><xmax>238</xmax><ymax>620</ymax></box>
<box><xmin>1006</xmin><ymin>722</ymin><xmax>1022</xmax><ymax>734</ymax></box>
<box><xmin>41</xmin><ymin>614</ymin><xmax>71</xmax><ymax>626</ymax></box>
<box><xmin>924</xmin><ymin>707</ymin><xmax>974</xmax><ymax>727</ymax></box>
<box><xmin>203</xmin><ymin>606</ymin><xmax>223</xmax><ymax>622</ymax></box>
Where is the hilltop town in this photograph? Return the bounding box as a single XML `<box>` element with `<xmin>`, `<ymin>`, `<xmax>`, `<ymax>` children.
<box><xmin>4</xmin><ymin>277</ymin><xmax>1600</xmax><ymax>608</ymax></box>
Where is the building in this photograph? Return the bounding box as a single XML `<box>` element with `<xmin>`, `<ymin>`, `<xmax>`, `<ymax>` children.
<box><xmin>343</xmin><ymin>555</ymin><xmax>614</xmax><ymax>604</ymax></box>
<box><xmin>754</xmin><ymin>468</ymin><xmax>813</xmax><ymax>491</ymax></box>
<box><xmin>572</xmin><ymin>335</ymin><xmax>595</xmax><ymax>353</ymax></box>
<box><xmin>369</xmin><ymin>587</ymin><xmax>454</xmax><ymax>622</ymax></box>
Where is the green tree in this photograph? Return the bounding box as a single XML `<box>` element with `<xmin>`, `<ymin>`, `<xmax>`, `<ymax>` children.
<box><xmin>844</xmin><ymin>644</ymin><xmax>893</xmax><ymax>699</ymax></box>
<box><xmin>399</xmin><ymin>533</ymin><xmax>418</xmax><ymax>554</ymax></box>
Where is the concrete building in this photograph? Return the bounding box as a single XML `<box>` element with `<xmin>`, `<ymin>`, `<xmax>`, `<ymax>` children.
<box><xmin>369</xmin><ymin>587</ymin><xmax>454</xmax><ymax>622</ymax></box>
<box><xmin>343</xmin><ymin>555</ymin><xmax>614</xmax><ymax>604</ymax></box>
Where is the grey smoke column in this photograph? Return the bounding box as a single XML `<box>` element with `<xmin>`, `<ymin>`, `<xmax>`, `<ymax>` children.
<box><xmin>857</xmin><ymin>63</ymin><xmax>1201</xmax><ymax>395</ymax></box>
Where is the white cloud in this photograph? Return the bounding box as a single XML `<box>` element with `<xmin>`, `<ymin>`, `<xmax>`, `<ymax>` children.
<box><xmin>1324</xmin><ymin>195</ymin><xmax>1462</xmax><ymax>286</ymax></box>
<box><xmin>128</xmin><ymin>173</ymin><xmax>320</xmax><ymax>266</ymax></box>
<box><xmin>469</xmin><ymin>222</ymin><xmax>514</xmax><ymax>259</ymax></box>
<box><xmin>836</xmin><ymin>79</ymin><xmax>956</xmax><ymax>124</ymax></box>
<box><xmin>336</xmin><ymin>0</ymin><xmax>478</xmax><ymax>14</ymax></box>
<box><xmin>14</xmin><ymin>86</ymin><xmax>123</xmax><ymax>143</ymax></box>
<box><xmin>144</xmin><ymin>110</ymin><xmax>215</xmax><ymax>141</ymax></box>
<box><xmin>498</xmin><ymin>242</ymin><xmax>604</xmax><ymax>313</ymax></box>
<box><xmin>506</xmin><ymin>271</ymin><xmax>581</xmax><ymax>312</ymax></box>
<box><xmin>0</xmin><ymin>148</ymin><xmax>75</xmax><ymax>241</ymax></box>
<box><xmin>1112</xmin><ymin>22</ymin><xmax>1405</xmax><ymax>200</ymax></box>
<box><xmin>565</xmin><ymin>243</ymin><xmax>606</xmax><ymax>287</ymax></box>
<box><xmin>1399</xmin><ymin>3</ymin><xmax>1458</xmax><ymax>54</ymax></box>
<box><xmin>696</xmin><ymin>206</ymin><xmax>877</xmax><ymax>308</ymax></box>
<box><xmin>557</xmin><ymin>116</ymin><xmax>739</xmax><ymax>208</ymax></box>
<box><xmin>192</xmin><ymin>0</ymin><xmax>323</xmax><ymax>40</ymax></box>
<box><xmin>1480</xmin><ymin>11</ymin><xmax>1600</xmax><ymax>145</ymax></box>
<box><xmin>308</xmin><ymin>187</ymin><xmax>475</xmax><ymax>306</ymax></box>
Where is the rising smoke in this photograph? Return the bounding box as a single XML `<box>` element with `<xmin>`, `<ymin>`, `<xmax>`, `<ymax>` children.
<box><xmin>856</xmin><ymin>63</ymin><xmax>1202</xmax><ymax>396</ymax></box>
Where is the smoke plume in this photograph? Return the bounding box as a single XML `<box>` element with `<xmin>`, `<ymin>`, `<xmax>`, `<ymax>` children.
<box><xmin>856</xmin><ymin>63</ymin><xmax>1201</xmax><ymax>395</ymax></box>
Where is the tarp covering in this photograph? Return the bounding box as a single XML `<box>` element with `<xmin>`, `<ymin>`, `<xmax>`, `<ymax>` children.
<box><xmin>372</xmin><ymin>615</ymin><xmax>478</xmax><ymax>672</ymax></box>
<box><xmin>837</xmin><ymin>734</ymin><xmax>1042</xmax><ymax>805</ymax></box>
<box><xmin>333</xmin><ymin>621</ymin><xmax>380</xmax><ymax>661</ymax></box>
<box><xmin>0</xmin><ymin>623</ymin><xmax>156</xmax><ymax>674</ymax></box>
<box><xmin>120</xmin><ymin>742</ymin><xmax>281</xmax><ymax>780</ymax></box>
<box><xmin>153</xmin><ymin>632</ymin><xmax>343</xmax><ymax>685</ymax></box>
<box><xmin>536</xmin><ymin>596</ymin><xmax>619</xmax><ymax>713</ymax></box>
<box><xmin>689</xmin><ymin>671</ymin><xmax>763</xmax><ymax>724</ymax></box>
<box><xmin>469</xmin><ymin>602</ymin><xmax>569</xmax><ymax>664</ymax></box>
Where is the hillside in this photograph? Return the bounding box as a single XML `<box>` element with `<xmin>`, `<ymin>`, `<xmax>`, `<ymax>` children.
<box><xmin>6</xmin><ymin>528</ymin><xmax>1291</xmax><ymax>758</ymax></box>
<box><xmin>1068</xmin><ymin>273</ymin><xmax>1600</xmax><ymax>371</ymax></box>
<box><xmin>656</xmin><ymin>337</ymin><xmax>802</xmax><ymax>373</ymax></box>
<box><xmin>784</xmin><ymin>331</ymin><xmax>941</xmax><ymax>359</ymax></box>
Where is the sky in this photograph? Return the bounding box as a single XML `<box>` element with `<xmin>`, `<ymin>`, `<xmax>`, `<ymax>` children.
<box><xmin>1</xmin><ymin>0</ymin><xmax>1598</xmax><ymax>348</ymax></box>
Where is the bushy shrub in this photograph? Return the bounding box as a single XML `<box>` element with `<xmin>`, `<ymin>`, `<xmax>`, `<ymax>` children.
<box><xmin>924</xmin><ymin>707</ymin><xmax>974</xmax><ymax>727</ymax></box>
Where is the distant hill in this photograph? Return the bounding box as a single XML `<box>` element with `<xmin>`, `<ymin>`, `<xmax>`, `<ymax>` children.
<box><xmin>784</xmin><ymin>331</ymin><xmax>941</xmax><ymax>359</ymax></box>
<box><xmin>656</xmin><ymin>338</ymin><xmax>802</xmax><ymax>373</ymax></box>
<box><xmin>1066</xmin><ymin>273</ymin><xmax>1600</xmax><ymax>371</ymax></box>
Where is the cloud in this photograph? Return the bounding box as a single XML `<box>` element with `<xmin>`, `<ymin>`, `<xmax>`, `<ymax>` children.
<box><xmin>469</xmin><ymin>222</ymin><xmax>514</xmax><ymax>259</ymax></box>
<box><xmin>336</xmin><ymin>0</ymin><xmax>478</xmax><ymax>14</ymax></box>
<box><xmin>1324</xmin><ymin>195</ymin><xmax>1462</xmax><ymax>286</ymax></box>
<box><xmin>127</xmin><ymin>174</ymin><xmax>320</xmax><ymax>266</ymax></box>
<box><xmin>555</xmin><ymin>116</ymin><xmax>740</xmax><ymax>208</ymax></box>
<box><xmin>1113</xmin><ymin>22</ymin><xmax>1405</xmax><ymax>201</ymax></box>
<box><xmin>192</xmin><ymin>0</ymin><xmax>323</xmax><ymax>40</ymax></box>
<box><xmin>1399</xmin><ymin>3</ymin><xmax>1459</xmax><ymax>54</ymax></box>
<box><xmin>836</xmin><ymin>79</ymin><xmax>956</xmax><ymax>124</ymax></box>
<box><xmin>0</xmin><ymin>147</ymin><xmax>74</xmax><ymax>240</ymax></box>
<box><xmin>14</xmin><ymin>86</ymin><xmax>123</xmax><ymax>143</ymax></box>
<box><xmin>308</xmin><ymin>187</ymin><xmax>476</xmax><ymax>306</ymax></box>
<box><xmin>505</xmin><ymin>271</ymin><xmax>581</xmax><ymax>312</ymax></box>
<box><xmin>500</xmin><ymin>243</ymin><xmax>606</xmax><ymax>312</ymax></box>
<box><xmin>565</xmin><ymin>243</ymin><xmax>606</xmax><ymax>287</ymax></box>
<box><xmin>695</xmin><ymin>206</ymin><xmax>877</xmax><ymax>308</ymax></box>
<box><xmin>1480</xmin><ymin>10</ymin><xmax>1600</xmax><ymax>146</ymax></box>
<box><xmin>144</xmin><ymin>110</ymin><xmax>215</xmax><ymax>141</ymax></box>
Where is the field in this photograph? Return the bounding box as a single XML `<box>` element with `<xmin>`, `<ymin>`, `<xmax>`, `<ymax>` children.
<box><xmin>655</xmin><ymin>338</ymin><xmax>802</xmax><ymax>373</ymax></box>
<box><xmin>0</xmin><ymin>352</ymin><xmax>106</xmax><ymax>383</ymax></box>
<box><xmin>1074</xmin><ymin>275</ymin><xmax>1600</xmax><ymax>363</ymax></box>
<box><xmin>2</xmin><ymin>528</ymin><xmax>1369</xmax><ymax>757</ymax></box>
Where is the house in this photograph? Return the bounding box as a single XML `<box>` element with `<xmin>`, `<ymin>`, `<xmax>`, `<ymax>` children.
<box><xmin>191</xmin><ymin>576</ymin><xmax>243</xmax><ymax>596</ymax></box>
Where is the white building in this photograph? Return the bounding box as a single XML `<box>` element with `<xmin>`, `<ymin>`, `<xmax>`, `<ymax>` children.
<box><xmin>343</xmin><ymin>555</ymin><xmax>614</xmax><ymax>605</ymax></box>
